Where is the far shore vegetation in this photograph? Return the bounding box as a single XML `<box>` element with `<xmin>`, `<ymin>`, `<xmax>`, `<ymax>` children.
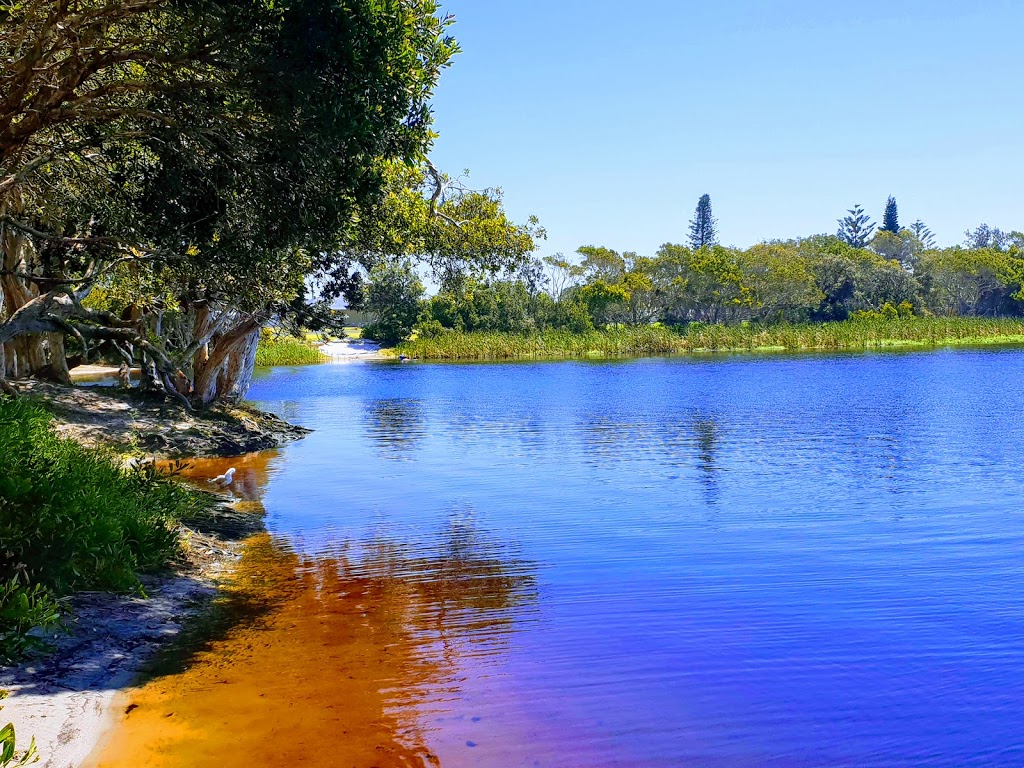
<box><xmin>254</xmin><ymin>331</ymin><xmax>328</xmax><ymax>368</ymax></box>
<box><xmin>358</xmin><ymin>198</ymin><xmax>1024</xmax><ymax>362</ymax></box>
<box><xmin>393</xmin><ymin>317</ymin><xmax>1024</xmax><ymax>361</ymax></box>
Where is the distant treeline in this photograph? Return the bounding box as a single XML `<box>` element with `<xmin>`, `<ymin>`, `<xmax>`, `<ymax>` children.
<box><xmin>362</xmin><ymin>232</ymin><xmax>1024</xmax><ymax>343</ymax></box>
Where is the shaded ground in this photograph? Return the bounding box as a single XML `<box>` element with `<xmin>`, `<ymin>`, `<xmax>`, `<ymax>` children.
<box><xmin>11</xmin><ymin>380</ymin><xmax>309</xmax><ymax>459</ymax></box>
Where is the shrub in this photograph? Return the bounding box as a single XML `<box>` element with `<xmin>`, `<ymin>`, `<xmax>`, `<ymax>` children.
<box><xmin>413</xmin><ymin>318</ymin><xmax>445</xmax><ymax>339</ymax></box>
<box><xmin>363</xmin><ymin>261</ymin><xmax>424</xmax><ymax>344</ymax></box>
<box><xmin>0</xmin><ymin>398</ymin><xmax>209</xmax><ymax>661</ymax></box>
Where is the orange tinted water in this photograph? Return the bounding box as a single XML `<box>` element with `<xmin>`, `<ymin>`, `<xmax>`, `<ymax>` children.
<box><xmin>156</xmin><ymin>453</ymin><xmax>278</xmax><ymax>502</ymax></box>
<box><xmin>89</xmin><ymin>520</ymin><xmax>541</xmax><ymax>767</ymax></box>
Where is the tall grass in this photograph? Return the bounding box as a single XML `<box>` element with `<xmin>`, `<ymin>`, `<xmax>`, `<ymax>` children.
<box><xmin>254</xmin><ymin>334</ymin><xmax>327</xmax><ymax>367</ymax></box>
<box><xmin>0</xmin><ymin>398</ymin><xmax>210</xmax><ymax>661</ymax></box>
<box><xmin>394</xmin><ymin>317</ymin><xmax>1024</xmax><ymax>360</ymax></box>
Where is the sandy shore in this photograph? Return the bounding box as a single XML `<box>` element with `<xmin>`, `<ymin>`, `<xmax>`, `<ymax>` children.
<box><xmin>319</xmin><ymin>338</ymin><xmax>385</xmax><ymax>361</ymax></box>
<box><xmin>0</xmin><ymin>496</ymin><xmax>267</xmax><ymax>768</ymax></box>
<box><xmin>0</xmin><ymin>383</ymin><xmax>297</xmax><ymax>767</ymax></box>
<box><xmin>1</xmin><ymin>577</ymin><xmax>217</xmax><ymax>768</ymax></box>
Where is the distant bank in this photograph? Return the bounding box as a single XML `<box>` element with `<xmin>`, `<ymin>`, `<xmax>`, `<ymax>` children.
<box><xmin>391</xmin><ymin>317</ymin><xmax>1024</xmax><ymax>361</ymax></box>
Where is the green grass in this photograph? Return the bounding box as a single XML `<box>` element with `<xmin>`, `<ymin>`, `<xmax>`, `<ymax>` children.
<box><xmin>0</xmin><ymin>398</ymin><xmax>211</xmax><ymax>662</ymax></box>
<box><xmin>255</xmin><ymin>334</ymin><xmax>328</xmax><ymax>367</ymax></box>
<box><xmin>393</xmin><ymin>317</ymin><xmax>1024</xmax><ymax>360</ymax></box>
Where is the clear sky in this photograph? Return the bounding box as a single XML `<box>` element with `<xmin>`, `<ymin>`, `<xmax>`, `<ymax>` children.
<box><xmin>427</xmin><ymin>0</ymin><xmax>1023</xmax><ymax>260</ymax></box>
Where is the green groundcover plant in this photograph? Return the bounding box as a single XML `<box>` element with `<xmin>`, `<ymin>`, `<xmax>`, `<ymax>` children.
<box><xmin>0</xmin><ymin>398</ymin><xmax>209</xmax><ymax>662</ymax></box>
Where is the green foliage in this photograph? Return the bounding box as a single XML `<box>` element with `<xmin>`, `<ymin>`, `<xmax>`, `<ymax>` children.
<box><xmin>254</xmin><ymin>331</ymin><xmax>327</xmax><ymax>368</ymax></box>
<box><xmin>882</xmin><ymin>196</ymin><xmax>900</xmax><ymax>234</ymax></box>
<box><xmin>0</xmin><ymin>398</ymin><xmax>208</xmax><ymax>661</ymax></box>
<box><xmin>395</xmin><ymin>317</ymin><xmax>1024</xmax><ymax>360</ymax></box>
<box><xmin>0</xmin><ymin>579</ymin><xmax>61</xmax><ymax>663</ymax></box>
<box><xmin>851</xmin><ymin>301</ymin><xmax>915</xmax><ymax>320</ymax></box>
<box><xmin>909</xmin><ymin>220</ymin><xmax>936</xmax><ymax>249</ymax></box>
<box><xmin>0</xmin><ymin>692</ymin><xmax>37</xmax><ymax>767</ymax></box>
<box><xmin>576</xmin><ymin>281</ymin><xmax>631</xmax><ymax>329</ymax></box>
<box><xmin>363</xmin><ymin>261</ymin><xmax>425</xmax><ymax>345</ymax></box>
<box><xmin>409</xmin><ymin>234</ymin><xmax>1024</xmax><ymax>342</ymax></box>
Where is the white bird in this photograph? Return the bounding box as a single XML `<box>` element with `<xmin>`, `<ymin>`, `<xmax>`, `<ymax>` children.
<box><xmin>210</xmin><ymin>467</ymin><xmax>236</xmax><ymax>487</ymax></box>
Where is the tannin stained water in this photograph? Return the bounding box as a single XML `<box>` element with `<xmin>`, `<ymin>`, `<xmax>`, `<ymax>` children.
<box><xmin>94</xmin><ymin>350</ymin><xmax>1024</xmax><ymax>767</ymax></box>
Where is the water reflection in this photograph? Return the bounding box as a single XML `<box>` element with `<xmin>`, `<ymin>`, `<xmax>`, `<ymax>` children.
<box><xmin>690</xmin><ymin>413</ymin><xmax>722</xmax><ymax>506</ymax></box>
<box><xmin>364</xmin><ymin>398</ymin><xmax>427</xmax><ymax>459</ymax></box>
<box><xmin>92</xmin><ymin>519</ymin><xmax>537</xmax><ymax>768</ymax></box>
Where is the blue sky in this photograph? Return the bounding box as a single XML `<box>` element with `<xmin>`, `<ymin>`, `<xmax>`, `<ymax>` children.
<box><xmin>427</xmin><ymin>0</ymin><xmax>1023</xmax><ymax>259</ymax></box>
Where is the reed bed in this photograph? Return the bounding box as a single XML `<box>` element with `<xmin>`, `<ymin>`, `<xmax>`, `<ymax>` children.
<box><xmin>255</xmin><ymin>335</ymin><xmax>328</xmax><ymax>367</ymax></box>
<box><xmin>394</xmin><ymin>317</ymin><xmax>1024</xmax><ymax>360</ymax></box>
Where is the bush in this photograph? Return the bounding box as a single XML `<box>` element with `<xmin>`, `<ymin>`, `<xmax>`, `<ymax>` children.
<box><xmin>0</xmin><ymin>579</ymin><xmax>61</xmax><ymax>663</ymax></box>
<box><xmin>363</xmin><ymin>261</ymin><xmax>424</xmax><ymax>345</ymax></box>
<box><xmin>0</xmin><ymin>398</ymin><xmax>209</xmax><ymax>661</ymax></box>
<box><xmin>413</xmin><ymin>318</ymin><xmax>445</xmax><ymax>339</ymax></box>
<box><xmin>255</xmin><ymin>330</ymin><xmax>327</xmax><ymax>367</ymax></box>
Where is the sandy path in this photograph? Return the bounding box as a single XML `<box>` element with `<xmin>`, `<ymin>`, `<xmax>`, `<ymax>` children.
<box><xmin>319</xmin><ymin>338</ymin><xmax>384</xmax><ymax>360</ymax></box>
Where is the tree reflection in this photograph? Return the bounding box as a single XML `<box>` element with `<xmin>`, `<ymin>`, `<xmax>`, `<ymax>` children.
<box><xmin>364</xmin><ymin>398</ymin><xmax>426</xmax><ymax>458</ymax></box>
<box><xmin>690</xmin><ymin>413</ymin><xmax>721</xmax><ymax>506</ymax></box>
<box><xmin>93</xmin><ymin>518</ymin><xmax>537</xmax><ymax>768</ymax></box>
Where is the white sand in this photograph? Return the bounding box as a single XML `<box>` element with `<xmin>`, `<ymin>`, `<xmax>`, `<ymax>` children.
<box><xmin>319</xmin><ymin>338</ymin><xmax>384</xmax><ymax>361</ymax></box>
<box><xmin>1</xmin><ymin>577</ymin><xmax>215</xmax><ymax>768</ymax></box>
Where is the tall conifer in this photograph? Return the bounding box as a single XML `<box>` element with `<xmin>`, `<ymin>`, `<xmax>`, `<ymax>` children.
<box><xmin>837</xmin><ymin>204</ymin><xmax>876</xmax><ymax>248</ymax></box>
<box><xmin>688</xmin><ymin>194</ymin><xmax>718</xmax><ymax>249</ymax></box>
<box><xmin>882</xmin><ymin>196</ymin><xmax>900</xmax><ymax>234</ymax></box>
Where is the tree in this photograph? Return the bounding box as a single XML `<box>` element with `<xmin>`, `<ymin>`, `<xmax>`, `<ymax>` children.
<box><xmin>688</xmin><ymin>194</ymin><xmax>717</xmax><ymax>250</ymax></box>
<box><xmin>576</xmin><ymin>246</ymin><xmax>626</xmax><ymax>282</ymax></box>
<box><xmin>576</xmin><ymin>280</ymin><xmax>630</xmax><ymax>329</ymax></box>
<box><xmin>0</xmin><ymin>0</ymin><xmax>463</xmax><ymax>405</ymax></box>
<box><xmin>837</xmin><ymin>205</ymin><xmax>876</xmax><ymax>248</ymax></box>
<box><xmin>363</xmin><ymin>261</ymin><xmax>425</xmax><ymax>344</ymax></box>
<box><xmin>871</xmin><ymin>230</ymin><xmax>919</xmax><ymax>269</ymax></box>
<box><xmin>909</xmin><ymin>220</ymin><xmax>936</xmax><ymax>249</ymax></box>
<box><xmin>962</xmin><ymin>224</ymin><xmax>1023</xmax><ymax>251</ymax></box>
<box><xmin>881</xmin><ymin>196</ymin><xmax>899</xmax><ymax>234</ymax></box>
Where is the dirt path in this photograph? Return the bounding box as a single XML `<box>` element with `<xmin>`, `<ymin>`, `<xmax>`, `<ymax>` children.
<box><xmin>12</xmin><ymin>380</ymin><xmax>309</xmax><ymax>459</ymax></box>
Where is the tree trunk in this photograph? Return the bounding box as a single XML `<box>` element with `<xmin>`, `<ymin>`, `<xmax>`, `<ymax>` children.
<box><xmin>192</xmin><ymin>317</ymin><xmax>263</xmax><ymax>407</ymax></box>
<box><xmin>1</xmin><ymin>213</ymin><xmax>72</xmax><ymax>381</ymax></box>
<box><xmin>222</xmin><ymin>327</ymin><xmax>260</xmax><ymax>402</ymax></box>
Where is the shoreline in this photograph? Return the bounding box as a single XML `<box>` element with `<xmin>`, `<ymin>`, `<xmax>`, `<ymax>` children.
<box><xmin>393</xmin><ymin>327</ymin><xmax>1024</xmax><ymax>362</ymax></box>
<box><xmin>1</xmin><ymin>382</ymin><xmax>294</xmax><ymax>767</ymax></box>
<box><xmin>1</xmin><ymin>504</ymin><xmax>265</xmax><ymax>768</ymax></box>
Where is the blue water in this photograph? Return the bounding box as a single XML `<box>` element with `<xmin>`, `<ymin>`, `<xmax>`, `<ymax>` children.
<box><xmin>246</xmin><ymin>349</ymin><xmax>1024</xmax><ymax>767</ymax></box>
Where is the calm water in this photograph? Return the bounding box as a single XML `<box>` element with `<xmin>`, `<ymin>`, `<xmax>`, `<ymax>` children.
<box><xmin>116</xmin><ymin>349</ymin><xmax>1024</xmax><ymax>766</ymax></box>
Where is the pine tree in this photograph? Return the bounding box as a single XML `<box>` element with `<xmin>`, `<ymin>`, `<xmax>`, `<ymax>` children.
<box><xmin>837</xmin><ymin>204</ymin><xmax>876</xmax><ymax>248</ymax></box>
<box><xmin>881</xmin><ymin>196</ymin><xmax>899</xmax><ymax>234</ymax></box>
<box><xmin>688</xmin><ymin>194</ymin><xmax>717</xmax><ymax>250</ymax></box>
<box><xmin>909</xmin><ymin>220</ymin><xmax>935</xmax><ymax>249</ymax></box>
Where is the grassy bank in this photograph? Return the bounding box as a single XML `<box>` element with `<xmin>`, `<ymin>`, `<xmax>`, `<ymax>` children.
<box><xmin>393</xmin><ymin>317</ymin><xmax>1024</xmax><ymax>360</ymax></box>
<box><xmin>0</xmin><ymin>398</ymin><xmax>210</xmax><ymax>662</ymax></box>
<box><xmin>255</xmin><ymin>333</ymin><xmax>327</xmax><ymax>367</ymax></box>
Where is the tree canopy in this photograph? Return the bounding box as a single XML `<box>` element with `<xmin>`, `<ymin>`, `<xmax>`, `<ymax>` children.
<box><xmin>0</xmin><ymin>0</ymin><xmax>542</xmax><ymax>406</ymax></box>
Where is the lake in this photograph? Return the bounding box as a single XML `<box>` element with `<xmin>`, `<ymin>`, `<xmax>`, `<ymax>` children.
<box><xmin>96</xmin><ymin>349</ymin><xmax>1024</xmax><ymax>767</ymax></box>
